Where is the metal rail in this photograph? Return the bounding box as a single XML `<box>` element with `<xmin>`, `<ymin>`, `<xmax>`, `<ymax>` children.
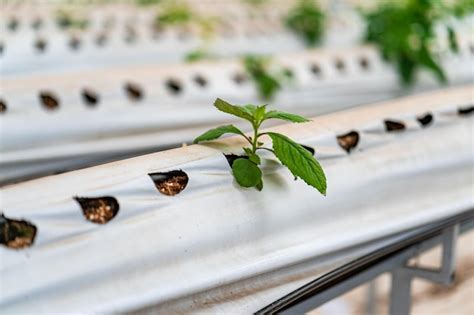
<box><xmin>255</xmin><ymin>209</ymin><xmax>474</xmax><ymax>315</ymax></box>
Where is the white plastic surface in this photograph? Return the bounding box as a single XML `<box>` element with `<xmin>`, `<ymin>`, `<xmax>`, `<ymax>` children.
<box><xmin>0</xmin><ymin>86</ymin><xmax>472</xmax><ymax>313</ymax></box>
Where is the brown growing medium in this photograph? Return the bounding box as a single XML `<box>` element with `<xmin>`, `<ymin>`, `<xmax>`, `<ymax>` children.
<box><xmin>148</xmin><ymin>170</ymin><xmax>189</xmax><ymax>196</ymax></box>
<box><xmin>0</xmin><ymin>99</ymin><xmax>7</xmax><ymax>113</ymax></box>
<box><xmin>384</xmin><ymin>120</ymin><xmax>406</xmax><ymax>132</ymax></box>
<box><xmin>417</xmin><ymin>113</ymin><xmax>433</xmax><ymax>127</ymax></box>
<box><xmin>74</xmin><ymin>197</ymin><xmax>120</xmax><ymax>224</ymax></box>
<box><xmin>39</xmin><ymin>92</ymin><xmax>59</xmax><ymax>110</ymax></box>
<box><xmin>0</xmin><ymin>214</ymin><xmax>37</xmax><ymax>249</ymax></box>
<box><xmin>337</xmin><ymin>131</ymin><xmax>360</xmax><ymax>153</ymax></box>
<box><xmin>124</xmin><ymin>82</ymin><xmax>143</xmax><ymax>101</ymax></box>
<box><xmin>458</xmin><ymin>105</ymin><xmax>474</xmax><ymax>116</ymax></box>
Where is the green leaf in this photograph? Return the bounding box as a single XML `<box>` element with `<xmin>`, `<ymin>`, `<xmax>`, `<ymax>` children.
<box><xmin>265</xmin><ymin>111</ymin><xmax>311</xmax><ymax>123</ymax></box>
<box><xmin>214</xmin><ymin>98</ymin><xmax>254</xmax><ymax>122</ymax></box>
<box><xmin>232</xmin><ymin>158</ymin><xmax>262</xmax><ymax>188</ymax></box>
<box><xmin>447</xmin><ymin>26</ymin><xmax>459</xmax><ymax>53</ymax></box>
<box><xmin>193</xmin><ymin>125</ymin><xmax>244</xmax><ymax>143</ymax></box>
<box><xmin>256</xmin><ymin>179</ymin><xmax>264</xmax><ymax>191</ymax></box>
<box><xmin>255</xmin><ymin>105</ymin><xmax>267</xmax><ymax>122</ymax></box>
<box><xmin>243</xmin><ymin>148</ymin><xmax>261</xmax><ymax>165</ymax></box>
<box><xmin>268</xmin><ymin>132</ymin><xmax>326</xmax><ymax>195</ymax></box>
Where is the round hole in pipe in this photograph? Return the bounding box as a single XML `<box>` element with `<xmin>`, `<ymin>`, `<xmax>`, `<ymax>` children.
<box><xmin>81</xmin><ymin>88</ymin><xmax>100</xmax><ymax>107</ymax></box>
<box><xmin>39</xmin><ymin>91</ymin><xmax>60</xmax><ymax>111</ymax></box>
<box><xmin>34</xmin><ymin>38</ymin><xmax>47</xmax><ymax>53</ymax></box>
<box><xmin>336</xmin><ymin>131</ymin><xmax>359</xmax><ymax>153</ymax></box>
<box><xmin>165</xmin><ymin>78</ymin><xmax>183</xmax><ymax>95</ymax></box>
<box><xmin>233</xmin><ymin>72</ymin><xmax>248</xmax><ymax>85</ymax></box>
<box><xmin>74</xmin><ymin>196</ymin><xmax>120</xmax><ymax>224</ymax></box>
<box><xmin>68</xmin><ymin>36</ymin><xmax>81</xmax><ymax>51</ymax></box>
<box><xmin>31</xmin><ymin>17</ymin><xmax>43</xmax><ymax>30</ymax></box>
<box><xmin>148</xmin><ymin>170</ymin><xmax>189</xmax><ymax>196</ymax></box>
<box><xmin>193</xmin><ymin>74</ymin><xmax>208</xmax><ymax>88</ymax></box>
<box><xmin>334</xmin><ymin>58</ymin><xmax>346</xmax><ymax>72</ymax></box>
<box><xmin>95</xmin><ymin>32</ymin><xmax>108</xmax><ymax>46</ymax></box>
<box><xmin>124</xmin><ymin>82</ymin><xmax>144</xmax><ymax>101</ymax></box>
<box><xmin>0</xmin><ymin>99</ymin><xmax>7</xmax><ymax>113</ymax></box>
<box><xmin>310</xmin><ymin>63</ymin><xmax>322</xmax><ymax>77</ymax></box>
<box><xmin>0</xmin><ymin>213</ymin><xmax>37</xmax><ymax>249</ymax></box>
<box><xmin>7</xmin><ymin>17</ymin><xmax>19</xmax><ymax>31</ymax></box>
<box><xmin>359</xmin><ymin>57</ymin><xmax>370</xmax><ymax>71</ymax></box>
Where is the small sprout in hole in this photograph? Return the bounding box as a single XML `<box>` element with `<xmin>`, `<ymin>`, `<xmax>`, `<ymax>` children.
<box><xmin>384</xmin><ymin>120</ymin><xmax>406</xmax><ymax>132</ymax></box>
<box><xmin>285</xmin><ymin>0</ymin><xmax>325</xmax><ymax>47</ymax></box>
<box><xmin>243</xmin><ymin>55</ymin><xmax>293</xmax><ymax>101</ymax></box>
<box><xmin>194</xmin><ymin>98</ymin><xmax>326</xmax><ymax>194</ymax></box>
<box><xmin>337</xmin><ymin>131</ymin><xmax>359</xmax><ymax>153</ymax></box>
<box><xmin>148</xmin><ymin>170</ymin><xmax>189</xmax><ymax>196</ymax></box>
<box><xmin>417</xmin><ymin>113</ymin><xmax>433</xmax><ymax>127</ymax></box>
<box><xmin>74</xmin><ymin>196</ymin><xmax>119</xmax><ymax>224</ymax></box>
<box><xmin>1</xmin><ymin>213</ymin><xmax>37</xmax><ymax>249</ymax></box>
<box><xmin>39</xmin><ymin>91</ymin><xmax>60</xmax><ymax>111</ymax></box>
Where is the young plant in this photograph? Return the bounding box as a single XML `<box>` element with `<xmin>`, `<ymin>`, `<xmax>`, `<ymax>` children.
<box><xmin>285</xmin><ymin>0</ymin><xmax>325</xmax><ymax>47</ymax></box>
<box><xmin>55</xmin><ymin>9</ymin><xmax>89</xmax><ymax>30</ymax></box>
<box><xmin>362</xmin><ymin>0</ymin><xmax>471</xmax><ymax>86</ymax></box>
<box><xmin>243</xmin><ymin>55</ymin><xmax>293</xmax><ymax>101</ymax></box>
<box><xmin>194</xmin><ymin>98</ymin><xmax>327</xmax><ymax>195</ymax></box>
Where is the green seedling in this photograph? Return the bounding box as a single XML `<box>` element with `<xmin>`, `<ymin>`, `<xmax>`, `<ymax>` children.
<box><xmin>194</xmin><ymin>98</ymin><xmax>326</xmax><ymax>194</ymax></box>
<box><xmin>285</xmin><ymin>0</ymin><xmax>325</xmax><ymax>47</ymax></box>
<box><xmin>362</xmin><ymin>0</ymin><xmax>472</xmax><ymax>86</ymax></box>
<box><xmin>243</xmin><ymin>55</ymin><xmax>293</xmax><ymax>101</ymax></box>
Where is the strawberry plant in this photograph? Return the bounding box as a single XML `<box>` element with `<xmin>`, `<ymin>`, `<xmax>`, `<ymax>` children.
<box><xmin>194</xmin><ymin>98</ymin><xmax>326</xmax><ymax>194</ymax></box>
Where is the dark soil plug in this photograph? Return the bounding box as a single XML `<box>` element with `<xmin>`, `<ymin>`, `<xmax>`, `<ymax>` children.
<box><xmin>359</xmin><ymin>57</ymin><xmax>370</xmax><ymax>70</ymax></box>
<box><xmin>8</xmin><ymin>18</ymin><xmax>19</xmax><ymax>31</ymax></box>
<box><xmin>335</xmin><ymin>59</ymin><xmax>345</xmax><ymax>72</ymax></box>
<box><xmin>81</xmin><ymin>88</ymin><xmax>99</xmax><ymax>107</ymax></box>
<box><xmin>233</xmin><ymin>73</ymin><xmax>248</xmax><ymax>85</ymax></box>
<box><xmin>0</xmin><ymin>213</ymin><xmax>37</xmax><ymax>249</ymax></box>
<box><xmin>69</xmin><ymin>36</ymin><xmax>81</xmax><ymax>50</ymax></box>
<box><xmin>0</xmin><ymin>99</ymin><xmax>7</xmax><ymax>113</ymax></box>
<box><xmin>458</xmin><ymin>105</ymin><xmax>474</xmax><ymax>116</ymax></box>
<box><xmin>39</xmin><ymin>91</ymin><xmax>60</xmax><ymax>111</ymax></box>
<box><xmin>384</xmin><ymin>120</ymin><xmax>406</xmax><ymax>132</ymax></box>
<box><xmin>31</xmin><ymin>17</ymin><xmax>43</xmax><ymax>30</ymax></box>
<box><xmin>417</xmin><ymin>113</ymin><xmax>433</xmax><ymax>127</ymax></box>
<box><xmin>148</xmin><ymin>170</ymin><xmax>189</xmax><ymax>196</ymax></box>
<box><xmin>337</xmin><ymin>131</ymin><xmax>360</xmax><ymax>153</ymax></box>
<box><xmin>193</xmin><ymin>75</ymin><xmax>208</xmax><ymax>88</ymax></box>
<box><xmin>124</xmin><ymin>82</ymin><xmax>143</xmax><ymax>101</ymax></box>
<box><xmin>95</xmin><ymin>33</ymin><xmax>108</xmax><ymax>46</ymax></box>
<box><xmin>74</xmin><ymin>196</ymin><xmax>119</xmax><ymax>224</ymax></box>
<box><xmin>310</xmin><ymin>63</ymin><xmax>322</xmax><ymax>77</ymax></box>
<box><xmin>166</xmin><ymin>79</ymin><xmax>183</xmax><ymax>95</ymax></box>
<box><xmin>34</xmin><ymin>38</ymin><xmax>47</xmax><ymax>53</ymax></box>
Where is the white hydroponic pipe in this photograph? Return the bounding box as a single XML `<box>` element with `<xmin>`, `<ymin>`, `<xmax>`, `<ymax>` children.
<box><xmin>0</xmin><ymin>85</ymin><xmax>472</xmax><ymax>313</ymax></box>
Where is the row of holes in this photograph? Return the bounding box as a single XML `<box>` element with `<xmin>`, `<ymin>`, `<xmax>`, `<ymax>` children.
<box><xmin>0</xmin><ymin>59</ymin><xmax>372</xmax><ymax>113</ymax></box>
<box><xmin>2</xmin><ymin>106</ymin><xmax>473</xmax><ymax>249</ymax></box>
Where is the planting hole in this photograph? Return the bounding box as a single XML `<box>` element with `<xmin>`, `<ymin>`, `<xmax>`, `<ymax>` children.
<box><xmin>34</xmin><ymin>38</ymin><xmax>47</xmax><ymax>53</ymax></box>
<box><xmin>0</xmin><ymin>213</ymin><xmax>37</xmax><ymax>249</ymax></box>
<box><xmin>193</xmin><ymin>75</ymin><xmax>208</xmax><ymax>88</ymax></box>
<box><xmin>81</xmin><ymin>88</ymin><xmax>99</xmax><ymax>107</ymax></box>
<box><xmin>74</xmin><ymin>196</ymin><xmax>119</xmax><ymax>224</ymax></box>
<box><xmin>310</xmin><ymin>63</ymin><xmax>322</xmax><ymax>77</ymax></box>
<box><xmin>69</xmin><ymin>36</ymin><xmax>81</xmax><ymax>50</ymax></box>
<box><xmin>283</xmin><ymin>67</ymin><xmax>294</xmax><ymax>78</ymax></box>
<box><xmin>0</xmin><ymin>42</ymin><xmax>4</xmax><ymax>55</ymax></box>
<box><xmin>124</xmin><ymin>82</ymin><xmax>143</xmax><ymax>101</ymax></box>
<box><xmin>458</xmin><ymin>105</ymin><xmax>474</xmax><ymax>116</ymax></box>
<box><xmin>335</xmin><ymin>59</ymin><xmax>345</xmax><ymax>72</ymax></box>
<box><xmin>224</xmin><ymin>154</ymin><xmax>248</xmax><ymax>167</ymax></box>
<box><xmin>148</xmin><ymin>170</ymin><xmax>189</xmax><ymax>196</ymax></box>
<box><xmin>32</xmin><ymin>17</ymin><xmax>43</xmax><ymax>30</ymax></box>
<box><xmin>417</xmin><ymin>113</ymin><xmax>433</xmax><ymax>127</ymax></box>
<box><xmin>384</xmin><ymin>120</ymin><xmax>406</xmax><ymax>132</ymax></box>
<box><xmin>39</xmin><ymin>92</ymin><xmax>60</xmax><ymax>111</ymax></box>
<box><xmin>337</xmin><ymin>131</ymin><xmax>360</xmax><ymax>153</ymax></box>
<box><xmin>359</xmin><ymin>57</ymin><xmax>370</xmax><ymax>70</ymax></box>
<box><xmin>95</xmin><ymin>33</ymin><xmax>107</xmax><ymax>46</ymax></box>
<box><xmin>165</xmin><ymin>78</ymin><xmax>183</xmax><ymax>95</ymax></box>
<box><xmin>8</xmin><ymin>18</ymin><xmax>19</xmax><ymax>31</ymax></box>
<box><xmin>301</xmin><ymin>145</ymin><xmax>315</xmax><ymax>156</ymax></box>
<box><xmin>0</xmin><ymin>99</ymin><xmax>7</xmax><ymax>113</ymax></box>
<box><xmin>233</xmin><ymin>73</ymin><xmax>248</xmax><ymax>85</ymax></box>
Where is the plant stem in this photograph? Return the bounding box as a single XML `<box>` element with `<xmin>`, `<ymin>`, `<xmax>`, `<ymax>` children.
<box><xmin>251</xmin><ymin>122</ymin><xmax>259</xmax><ymax>154</ymax></box>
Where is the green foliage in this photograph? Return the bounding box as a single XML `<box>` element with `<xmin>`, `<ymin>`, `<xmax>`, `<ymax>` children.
<box><xmin>155</xmin><ymin>2</ymin><xmax>193</xmax><ymax>28</ymax></box>
<box><xmin>362</xmin><ymin>0</ymin><xmax>471</xmax><ymax>86</ymax></box>
<box><xmin>135</xmin><ymin>0</ymin><xmax>162</xmax><ymax>6</ymax></box>
<box><xmin>243</xmin><ymin>55</ymin><xmax>293</xmax><ymax>101</ymax></box>
<box><xmin>185</xmin><ymin>49</ymin><xmax>215</xmax><ymax>63</ymax></box>
<box><xmin>285</xmin><ymin>0</ymin><xmax>325</xmax><ymax>47</ymax></box>
<box><xmin>194</xmin><ymin>98</ymin><xmax>326</xmax><ymax>194</ymax></box>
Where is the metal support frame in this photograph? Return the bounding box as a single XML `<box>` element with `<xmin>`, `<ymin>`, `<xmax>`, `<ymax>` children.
<box><xmin>255</xmin><ymin>210</ymin><xmax>473</xmax><ymax>315</ymax></box>
<box><xmin>389</xmin><ymin>225</ymin><xmax>458</xmax><ymax>315</ymax></box>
